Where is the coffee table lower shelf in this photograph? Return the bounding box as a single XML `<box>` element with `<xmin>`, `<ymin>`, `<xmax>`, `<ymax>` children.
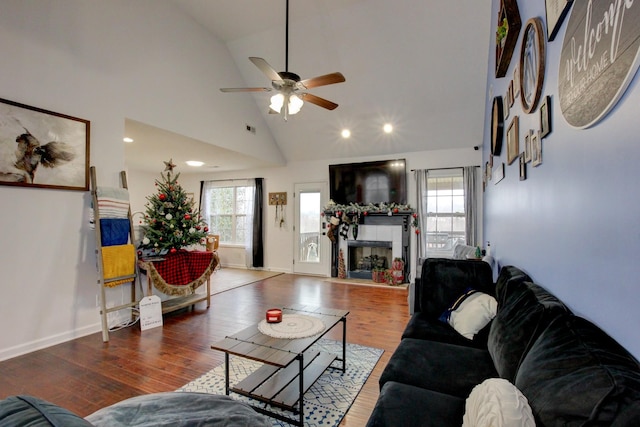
<box><xmin>230</xmin><ymin>350</ymin><xmax>337</xmax><ymax>424</ymax></box>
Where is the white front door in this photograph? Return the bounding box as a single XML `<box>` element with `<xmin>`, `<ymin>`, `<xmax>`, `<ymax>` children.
<box><xmin>293</xmin><ymin>182</ymin><xmax>329</xmax><ymax>276</ymax></box>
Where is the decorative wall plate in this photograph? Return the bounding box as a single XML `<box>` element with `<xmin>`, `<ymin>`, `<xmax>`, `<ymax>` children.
<box><xmin>491</xmin><ymin>96</ymin><xmax>504</xmax><ymax>156</ymax></box>
<box><xmin>519</xmin><ymin>18</ymin><xmax>546</xmax><ymax>114</ymax></box>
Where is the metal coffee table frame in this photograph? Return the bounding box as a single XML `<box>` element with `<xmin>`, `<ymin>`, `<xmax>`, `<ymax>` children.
<box><xmin>211</xmin><ymin>305</ymin><xmax>349</xmax><ymax>426</ymax></box>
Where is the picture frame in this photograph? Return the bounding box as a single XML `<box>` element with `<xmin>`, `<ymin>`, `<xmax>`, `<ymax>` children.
<box><xmin>519</xmin><ymin>18</ymin><xmax>546</xmax><ymax>114</ymax></box>
<box><xmin>494</xmin><ymin>162</ymin><xmax>505</xmax><ymax>184</ymax></box>
<box><xmin>540</xmin><ymin>95</ymin><xmax>552</xmax><ymax>138</ymax></box>
<box><xmin>503</xmin><ymin>90</ymin><xmax>511</xmax><ymax>120</ymax></box>
<box><xmin>507</xmin><ymin>116</ymin><xmax>519</xmax><ymax>165</ymax></box>
<box><xmin>532</xmin><ymin>131</ymin><xmax>542</xmax><ymax>167</ymax></box>
<box><xmin>496</xmin><ymin>0</ymin><xmax>522</xmax><ymax>78</ymax></box>
<box><xmin>513</xmin><ymin>64</ymin><xmax>521</xmax><ymax>99</ymax></box>
<box><xmin>519</xmin><ymin>152</ymin><xmax>527</xmax><ymax>180</ymax></box>
<box><xmin>508</xmin><ymin>80</ymin><xmax>515</xmax><ymax>107</ymax></box>
<box><xmin>0</xmin><ymin>98</ymin><xmax>90</xmax><ymax>191</ymax></box>
<box><xmin>545</xmin><ymin>0</ymin><xmax>574</xmax><ymax>41</ymax></box>
<box><xmin>524</xmin><ymin>129</ymin><xmax>533</xmax><ymax>163</ymax></box>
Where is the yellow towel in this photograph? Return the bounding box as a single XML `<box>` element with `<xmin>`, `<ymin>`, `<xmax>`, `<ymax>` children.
<box><xmin>101</xmin><ymin>244</ymin><xmax>135</xmax><ymax>287</ymax></box>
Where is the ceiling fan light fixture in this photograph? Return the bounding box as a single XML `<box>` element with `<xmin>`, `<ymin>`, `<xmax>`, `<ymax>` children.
<box><xmin>270</xmin><ymin>93</ymin><xmax>285</xmax><ymax>113</ymax></box>
<box><xmin>288</xmin><ymin>94</ymin><xmax>303</xmax><ymax>114</ymax></box>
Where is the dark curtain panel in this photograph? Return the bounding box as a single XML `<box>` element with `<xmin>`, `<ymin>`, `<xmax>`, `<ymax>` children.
<box><xmin>199</xmin><ymin>181</ymin><xmax>204</xmax><ymax>210</ymax></box>
<box><xmin>252</xmin><ymin>178</ymin><xmax>264</xmax><ymax>267</ymax></box>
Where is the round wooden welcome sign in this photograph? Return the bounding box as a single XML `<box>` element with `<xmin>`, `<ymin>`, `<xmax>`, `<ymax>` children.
<box><xmin>558</xmin><ymin>1</ymin><xmax>640</xmax><ymax>129</ymax></box>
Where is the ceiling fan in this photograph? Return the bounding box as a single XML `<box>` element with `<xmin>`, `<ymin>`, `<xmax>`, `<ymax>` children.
<box><xmin>219</xmin><ymin>0</ymin><xmax>345</xmax><ymax>121</ymax></box>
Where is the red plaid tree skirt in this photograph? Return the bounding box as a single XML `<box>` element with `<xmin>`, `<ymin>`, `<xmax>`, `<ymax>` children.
<box><xmin>152</xmin><ymin>250</ymin><xmax>214</xmax><ymax>286</ymax></box>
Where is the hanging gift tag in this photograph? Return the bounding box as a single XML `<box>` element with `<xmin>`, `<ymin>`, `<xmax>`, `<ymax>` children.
<box><xmin>139</xmin><ymin>295</ymin><xmax>163</xmax><ymax>331</ymax></box>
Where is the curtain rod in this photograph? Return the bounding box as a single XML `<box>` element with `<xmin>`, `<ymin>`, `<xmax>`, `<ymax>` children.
<box><xmin>201</xmin><ymin>178</ymin><xmax>259</xmax><ymax>183</ymax></box>
<box><xmin>409</xmin><ymin>166</ymin><xmax>479</xmax><ymax>172</ymax></box>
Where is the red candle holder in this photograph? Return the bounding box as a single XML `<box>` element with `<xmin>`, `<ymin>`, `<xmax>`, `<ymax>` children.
<box><xmin>266</xmin><ymin>308</ymin><xmax>282</xmax><ymax>323</ymax></box>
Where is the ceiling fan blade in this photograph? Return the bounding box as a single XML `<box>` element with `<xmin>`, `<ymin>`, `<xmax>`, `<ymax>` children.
<box><xmin>249</xmin><ymin>57</ymin><xmax>283</xmax><ymax>82</ymax></box>
<box><xmin>302</xmin><ymin>93</ymin><xmax>339</xmax><ymax>110</ymax></box>
<box><xmin>299</xmin><ymin>72</ymin><xmax>345</xmax><ymax>89</ymax></box>
<box><xmin>220</xmin><ymin>87</ymin><xmax>271</xmax><ymax>92</ymax></box>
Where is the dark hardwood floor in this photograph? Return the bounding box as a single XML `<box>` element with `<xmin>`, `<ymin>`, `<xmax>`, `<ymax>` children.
<box><xmin>0</xmin><ymin>274</ymin><xmax>410</xmax><ymax>426</ymax></box>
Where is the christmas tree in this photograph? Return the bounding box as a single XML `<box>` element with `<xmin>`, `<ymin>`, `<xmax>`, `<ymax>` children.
<box><xmin>138</xmin><ymin>159</ymin><xmax>208</xmax><ymax>255</ymax></box>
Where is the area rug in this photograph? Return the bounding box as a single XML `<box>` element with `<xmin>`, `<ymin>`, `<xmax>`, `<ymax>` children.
<box><xmin>177</xmin><ymin>339</ymin><xmax>384</xmax><ymax>427</ymax></box>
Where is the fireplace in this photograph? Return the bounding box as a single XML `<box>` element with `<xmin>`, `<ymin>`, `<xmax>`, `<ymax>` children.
<box><xmin>329</xmin><ymin>212</ymin><xmax>412</xmax><ymax>283</ymax></box>
<box><xmin>347</xmin><ymin>240</ymin><xmax>393</xmax><ymax>279</ymax></box>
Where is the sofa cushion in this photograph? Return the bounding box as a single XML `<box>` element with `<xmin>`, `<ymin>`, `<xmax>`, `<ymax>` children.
<box><xmin>402</xmin><ymin>312</ymin><xmax>490</xmax><ymax>349</ymax></box>
<box><xmin>366</xmin><ymin>381</ymin><xmax>465</xmax><ymax>427</ymax></box>
<box><xmin>462</xmin><ymin>378</ymin><xmax>535</xmax><ymax>427</ymax></box>
<box><xmin>0</xmin><ymin>395</ymin><xmax>94</xmax><ymax>427</ymax></box>
<box><xmin>493</xmin><ymin>265</ymin><xmax>531</xmax><ymax>307</ymax></box>
<box><xmin>379</xmin><ymin>338</ymin><xmax>498</xmax><ymax>398</ymax></box>
<box><xmin>515</xmin><ymin>316</ymin><xmax>640</xmax><ymax>426</ymax></box>
<box><xmin>487</xmin><ymin>281</ymin><xmax>570</xmax><ymax>382</ymax></box>
<box><xmin>440</xmin><ymin>289</ymin><xmax>497</xmax><ymax>340</ymax></box>
<box><xmin>419</xmin><ymin>258</ymin><xmax>494</xmax><ymax>319</ymax></box>
<box><xmin>86</xmin><ymin>392</ymin><xmax>271</xmax><ymax>427</ymax></box>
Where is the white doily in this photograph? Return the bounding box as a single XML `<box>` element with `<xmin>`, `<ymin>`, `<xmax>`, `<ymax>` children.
<box><xmin>258</xmin><ymin>314</ymin><xmax>326</xmax><ymax>339</ymax></box>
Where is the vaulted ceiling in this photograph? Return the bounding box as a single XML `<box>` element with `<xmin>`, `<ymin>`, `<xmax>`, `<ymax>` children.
<box><xmin>126</xmin><ymin>0</ymin><xmax>493</xmax><ymax>173</ymax></box>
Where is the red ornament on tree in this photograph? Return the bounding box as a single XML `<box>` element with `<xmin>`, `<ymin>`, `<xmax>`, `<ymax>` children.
<box><xmin>184</xmin><ymin>214</ymin><xmax>191</xmax><ymax>220</ymax></box>
<box><xmin>363</xmin><ymin>211</ymin><xmax>368</xmax><ymax>216</ymax></box>
<box><xmin>393</xmin><ymin>208</ymin><xmax>399</xmax><ymax>213</ymax></box>
<box><xmin>204</xmin><ymin>226</ymin><xmax>209</xmax><ymax>232</ymax></box>
<box><xmin>159</xmin><ymin>193</ymin><xmax>166</xmax><ymax>201</ymax></box>
<box><xmin>195</xmin><ymin>225</ymin><xmax>201</xmax><ymax>230</ymax></box>
<box><xmin>170</xmin><ymin>248</ymin><xmax>177</xmax><ymax>253</ymax></box>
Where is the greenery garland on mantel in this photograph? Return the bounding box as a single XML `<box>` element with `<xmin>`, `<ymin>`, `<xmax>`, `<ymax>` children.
<box><xmin>322</xmin><ymin>201</ymin><xmax>420</xmax><ymax>236</ymax></box>
<box><xmin>322</xmin><ymin>201</ymin><xmax>414</xmax><ymax>216</ymax></box>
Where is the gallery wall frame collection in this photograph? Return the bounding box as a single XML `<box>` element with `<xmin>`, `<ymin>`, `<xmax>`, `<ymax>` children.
<box><xmin>0</xmin><ymin>98</ymin><xmax>90</xmax><ymax>191</ymax></box>
<box><xmin>486</xmin><ymin>0</ymin><xmax>567</xmax><ymax>189</ymax></box>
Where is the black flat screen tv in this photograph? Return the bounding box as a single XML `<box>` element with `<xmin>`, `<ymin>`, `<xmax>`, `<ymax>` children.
<box><xmin>329</xmin><ymin>159</ymin><xmax>407</xmax><ymax>205</ymax></box>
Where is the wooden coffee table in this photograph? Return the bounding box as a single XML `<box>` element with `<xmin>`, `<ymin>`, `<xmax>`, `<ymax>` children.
<box><xmin>210</xmin><ymin>304</ymin><xmax>349</xmax><ymax>426</ymax></box>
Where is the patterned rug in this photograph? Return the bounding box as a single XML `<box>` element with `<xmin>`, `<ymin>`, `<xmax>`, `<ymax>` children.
<box><xmin>178</xmin><ymin>339</ymin><xmax>384</xmax><ymax>426</ymax></box>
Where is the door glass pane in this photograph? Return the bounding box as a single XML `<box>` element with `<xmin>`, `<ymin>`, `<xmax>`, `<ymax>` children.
<box><xmin>299</xmin><ymin>192</ymin><xmax>320</xmax><ymax>263</ymax></box>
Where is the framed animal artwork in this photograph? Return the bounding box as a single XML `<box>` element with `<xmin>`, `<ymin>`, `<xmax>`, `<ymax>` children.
<box><xmin>0</xmin><ymin>97</ymin><xmax>90</xmax><ymax>191</ymax></box>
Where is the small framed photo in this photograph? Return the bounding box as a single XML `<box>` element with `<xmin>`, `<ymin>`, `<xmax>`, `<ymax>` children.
<box><xmin>519</xmin><ymin>153</ymin><xmax>527</xmax><ymax>180</ymax></box>
<box><xmin>504</xmin><ymin>90</ymin><xmax>511</xmax><ymax>119</ymax></box>
<box><xmin>532</xmin><ymin>131</ymin><xmax>543</xmax><ymax>167</ymax></box>
<box><xmin>524</xmin><ymin>131</ymin><xmax>531</xmax><ymax>163</ymax></box>
<box><xmin>513</xmin><ymin>65</ymin><xmax>521</xmax><ymax>99</ymax></box>
<box><xmin>494</xmin><ymin>162</ymin><xmax>505</xmax><ymax>184</ymax></box>
<box><xmin>508</xmin><ymin>80</ymin><xmax>515</xmax><ymax>107</ymax></box>
<box><xmin>540</xmin><ymin>95</ymin><xmax>552</xmax><ymax>138</ymax></box>
<box><xmin>507</xmin><ymin>116</ymin><xmax>519</xmax><ymax>165</ymax></box>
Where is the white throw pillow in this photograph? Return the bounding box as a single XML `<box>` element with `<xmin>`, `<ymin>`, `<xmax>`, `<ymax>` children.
<box><xmin>448</xmin><ymin>291</ymin><xmax>497</xmax><ymax>339</ymax></box>
<box><xmin>463</xmin><ymin>378</ymin><xmax>535</xmax><ymax>427</ymax></box>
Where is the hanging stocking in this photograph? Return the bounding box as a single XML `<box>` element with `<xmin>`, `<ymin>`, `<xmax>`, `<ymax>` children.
<box><xmin>340</xmin><ymin>222</ymin><xmax>349</xmax><ymax>240</ymax></box>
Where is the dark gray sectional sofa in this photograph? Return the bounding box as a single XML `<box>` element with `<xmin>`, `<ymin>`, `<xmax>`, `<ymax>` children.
<box><xmin>366</xmin><ymin>258</ymin><xmax>640</xmax><ymax>426</ymax></box>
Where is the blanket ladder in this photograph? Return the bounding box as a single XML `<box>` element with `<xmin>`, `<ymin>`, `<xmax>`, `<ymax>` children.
<box><xmin>90</xmin><ymin>166</ymin><xmax>139</xmax><ymax>342</ymax></box>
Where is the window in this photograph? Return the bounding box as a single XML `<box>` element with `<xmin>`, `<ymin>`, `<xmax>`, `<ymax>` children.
<box><xmin>202</xmin><ymin>184</ymin><xmax>253</xmax><ymax>245</ymax></box>
<box><xmin>425</xmin><ymin>170</ymin><xmax>466</xmax><ymax>255</ymax></box>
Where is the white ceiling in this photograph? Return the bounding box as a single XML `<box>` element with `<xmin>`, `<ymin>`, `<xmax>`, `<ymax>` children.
<box><xmin>126</xmin><ymin>0</ymin><xmax>493</xmax><ymax>174</ymax></box>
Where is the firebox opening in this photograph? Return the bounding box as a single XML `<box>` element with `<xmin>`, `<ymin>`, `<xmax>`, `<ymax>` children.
<box><xmin>347</xmin><ymin>241</ymin><xmax>393</xmax><ymax>280</ymax></box>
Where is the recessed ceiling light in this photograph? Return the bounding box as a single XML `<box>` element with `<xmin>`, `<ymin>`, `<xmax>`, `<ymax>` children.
<box><xmin>341</xmin><ymin>129</ymin><xmax>351</xmax><ymax>138</ymax></box>
<box><xmin>123</xmin><ymin>137</ymin><xmax>134</xmax><ymax>143</ymax></box>
<box><xmin>383</xmin><ymin>123</ymin><xmax>393</xmax><ymax>134</ymax></box>
<box><xmin>185</xmin><ymin>160</ymin><xmax>204</xmax><ymax>167</ymax></box>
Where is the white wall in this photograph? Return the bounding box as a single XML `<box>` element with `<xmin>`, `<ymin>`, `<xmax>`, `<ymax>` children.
<box><xmin>483</xmin><ymin>0</ymin><xmax>640</xmax><ymax>358</ymax></box>
<box><xmin>0</xmin><ymin>0</ymin><xmax>280</xmax><ymax>361</ymax></box>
